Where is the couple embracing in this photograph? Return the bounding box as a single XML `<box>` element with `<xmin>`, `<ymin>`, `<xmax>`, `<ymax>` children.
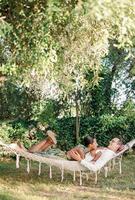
<box><xmin>67</xmin><ymin>136</ymin><xmax>125</xmax><ymax>171</ymax></box>
<box><xmin>14</xmin><ymin>131</ymin><xmax>125</xmax><ymax>171</ymax></box>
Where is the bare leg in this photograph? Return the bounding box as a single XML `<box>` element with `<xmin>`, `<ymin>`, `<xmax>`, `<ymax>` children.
<box><xmin>28</xmin><ymin>138</ymin><xmax>54</xmax><ymax>153</ymax></box>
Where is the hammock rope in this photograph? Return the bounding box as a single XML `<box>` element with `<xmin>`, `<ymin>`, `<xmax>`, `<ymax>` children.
<box><xmin>0</xmin><ymin>139</ymin><xmax>135</xmax><ymax>185</ymax></box>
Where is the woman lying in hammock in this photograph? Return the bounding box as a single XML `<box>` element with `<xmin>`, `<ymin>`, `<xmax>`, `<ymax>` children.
<box><xmin>67</xmin><ymin>136</ymin><xmax>99</xmax><ymax>160</ymax></box>
<box><xmin>14</xmin><ymin>132</ymin><xmax>99</xmax><ymax>160</ymax></box>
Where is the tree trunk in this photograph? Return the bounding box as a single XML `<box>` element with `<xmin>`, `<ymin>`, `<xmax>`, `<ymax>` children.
<box><xmin>75</xmin><ymin>97</ymin><xmax>80</xmax><ymax>143</ymax></box>
<box><xmin>104</xmin><ymin>64</ymin><xmax>117</xmax><ymax>111</ymax></box>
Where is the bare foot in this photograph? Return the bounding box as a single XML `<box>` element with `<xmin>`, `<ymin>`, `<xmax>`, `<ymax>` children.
<box><xmin>9</xmin><ymin>142</ymin><xmax>27</xmax><ymax>152</ymax></box>
<box><xmin>17</xmin><ymin>141</ymin><xmax>27</xmax><ymax>151</ymax></box>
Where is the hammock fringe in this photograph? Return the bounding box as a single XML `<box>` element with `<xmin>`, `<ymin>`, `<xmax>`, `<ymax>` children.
<box><xmin>0</xmin><ymin>139</ymin><xmax>135</xmax><ymax>185</ymax></box>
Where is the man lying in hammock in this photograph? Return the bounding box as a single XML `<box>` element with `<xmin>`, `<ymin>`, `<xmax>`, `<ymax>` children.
<box><xmin>68</xmin><ymin>138</ymin><xmax>125</xmax><ymax>172</ymax></box>
<box><xmin>68</xmin><ymin>138</ymin><xmax>124</xmax><ymax>161</ymax></box>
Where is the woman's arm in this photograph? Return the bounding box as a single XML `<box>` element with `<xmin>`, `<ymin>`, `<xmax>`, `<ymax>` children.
<box><xmin>92</xmin><ymin>151</ymin><xmax>102</xmax><ymax>162</ymax></box>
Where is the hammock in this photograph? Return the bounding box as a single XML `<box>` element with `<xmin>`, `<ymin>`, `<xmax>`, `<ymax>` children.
<box><xmin>0</xmin><ymin>139</ymin><xmax>135</xmax><ymax>185</ymax></box>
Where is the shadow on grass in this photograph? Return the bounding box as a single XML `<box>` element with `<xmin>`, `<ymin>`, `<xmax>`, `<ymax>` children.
<box><xmin>0</xmin><ymin>155</ymin><xmax>135</xmax><ymax>189</ymax></box>
<box><xmin>0</xmin><ymin>156</ymin><xmax>135</xmax><ymax>200</ymax></box>
<box><xmin>0</xmin><ymin>158</ymin><xmax>74</xmax><ymax>185</ymax></box>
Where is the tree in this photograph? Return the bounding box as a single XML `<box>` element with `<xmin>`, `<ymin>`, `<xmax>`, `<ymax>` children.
<box><xmin>0</xmin><ymin>0</ymin><xmax>135</xmax><ymax>142</ymax></box>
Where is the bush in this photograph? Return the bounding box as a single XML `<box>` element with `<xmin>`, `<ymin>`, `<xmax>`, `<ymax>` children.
<box><xmin>97</xmin><ymin>114</ymin><xmax>135</xmax><ymax>146</ymax></box>
<box><xmin>52</xmin><ymin>117</ymin><xmax>76</xmax><ymax>151</ymax></box>
<box><xmin>0</xmin><ymin>120</ymin><xmax>38</xmax><ymax>148</ymax></box>
<box><xmin>0</xmin><ymin>122</ymin><xmax>13</xmax><ymax>142</ymax></box>
<box><xmin>52</xmin><ymin>114</ymin><xmax>135</xmax><ymax>149</ymax></box>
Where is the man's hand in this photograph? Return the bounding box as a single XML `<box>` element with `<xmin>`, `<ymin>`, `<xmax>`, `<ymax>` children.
<box><xmin>117</xmin><ymin>145</ymin><xmax>125</xmax><ymax>152</ymax></box>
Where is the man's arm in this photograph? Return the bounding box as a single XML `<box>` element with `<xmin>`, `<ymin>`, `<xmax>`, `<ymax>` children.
<box><xmin>68</xmin><ymin>151</ymin><xmax>99</xmax><ymax>172</ymax></box>
<box><xmin>67</xmin><ymin>147</ymin><xmax>85</xmax><ymax>160</ymax></box>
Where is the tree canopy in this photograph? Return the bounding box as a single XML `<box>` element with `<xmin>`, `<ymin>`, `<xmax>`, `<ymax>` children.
<box><xmin>0</xmin><ymin>0</ymin><xmax>135</xmax><ymax>145</ymax></box>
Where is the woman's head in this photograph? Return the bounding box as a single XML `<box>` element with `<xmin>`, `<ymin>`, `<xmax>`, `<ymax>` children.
<box><xmin>84</xmin><ymin>136</ymin><xmax>98</xmax><ymax>151</ymax></box>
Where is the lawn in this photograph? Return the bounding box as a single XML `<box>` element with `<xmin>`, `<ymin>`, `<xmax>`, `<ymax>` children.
<box><xmin>0</xmin><ymin>154</ymin><xmax>135</xmax><ymax>200</ymax></box>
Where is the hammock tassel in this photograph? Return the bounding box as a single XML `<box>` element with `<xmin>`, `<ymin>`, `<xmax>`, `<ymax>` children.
<box><xmin>16</xmin><ymin>154</ymin><xmax>20</xmax><ymax>169</ymax></box>
<box><xmin>73</xmin><ymin>171</ymin><xmax>76</xmax><ymax>181</ymax></box>
<box><xmin>80</xmin><ymin>171</ymin><xmax>82</xmax><ymax>186</ymax></box>
<box><xmin>38</xmin><ymin>162</ymin><xmax>41</xmax><ymax>176</ymax></box>
<box><xmin>86</xmin><ymin>173</ymin><xmax>89</xmax><ymax>181</ymax></box>
<box><xmin>27</xmin><ymin>159</ymin><xmax>30</xmax><ymax>173</ymax></box>
<box><xmin>95</xmin><ymin>172</ymin><xmax>98</xmax><ymax>184</ymax></box>
<box><xmin>112</xmin><ymin>158</ymin><xmax>116</xmax><ymax>169</ymax></box>
<box><xmin>61</xmin><ymin>163</ymin><xmax>64</xmax><ymax>182</ymax></box>
<box><xmin>108</xmin><ymin>161</ymin><xmax>112</xmax><ymax>171</ymax></box>
<box><xmin>104</xmin><ymin>166</ymin><xmax>108</xmax><ymax>178</ymax></box>
<box><xmin>49</xmin><ymin>166</ymin><xmax>52</xmax><ymax>179</ymax></box>
<box><xmin>119</xmin><ymin>159</ymin><xmax>122</xmax><ymax>174</ymax></box>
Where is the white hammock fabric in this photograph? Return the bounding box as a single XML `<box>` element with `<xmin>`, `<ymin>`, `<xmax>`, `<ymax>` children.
<box><xmin>0</xmin><ymin>139</ymin><xmax>135</xmax><ymax>185</ymax></box>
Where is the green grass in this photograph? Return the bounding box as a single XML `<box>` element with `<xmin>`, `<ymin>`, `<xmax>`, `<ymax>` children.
<box><xmin>0</xmin><ymin>154</ymin><xmax>135</xmax><ymax>200</ymax></box>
